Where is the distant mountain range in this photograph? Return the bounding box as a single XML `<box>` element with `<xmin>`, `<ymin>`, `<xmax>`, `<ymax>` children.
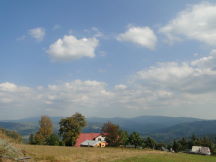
<box><xmin>1</xmin><ymin>116</ymin><xmax>216</xmax><ymax>143</ymax></box>
<box><xmin>148</xmin><ymin>120</ymin><xmax>216</xmax><ymax>142</ymax></box>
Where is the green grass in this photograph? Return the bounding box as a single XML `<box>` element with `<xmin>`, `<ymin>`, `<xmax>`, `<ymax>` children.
<box><xmin>16</xmin><ymin>144</ymin><xmax>216</xmax><ymax>162</ymax></box>
<box><xmin>114</xmin><ymin>153</ymin><xmax>216</xmax><ymax>162</ymax></box>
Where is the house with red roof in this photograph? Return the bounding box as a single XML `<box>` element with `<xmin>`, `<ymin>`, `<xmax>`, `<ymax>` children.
<box><xmin>75</xmin><ymin>133</ymin><xmax>107</xmax><ymax>147</ymax></box>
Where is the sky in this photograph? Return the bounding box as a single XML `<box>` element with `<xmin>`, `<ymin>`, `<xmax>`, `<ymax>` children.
<box><xmin>1</xmin><ymin>0</ymin><xmax>216</xmax><ymax>119</ymax></box>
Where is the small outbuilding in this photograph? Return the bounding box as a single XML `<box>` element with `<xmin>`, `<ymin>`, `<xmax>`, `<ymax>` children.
<box><xmin>191</xmin><ymin>146</ymin><xmax>211</xmax><ymax>155</ymax></box>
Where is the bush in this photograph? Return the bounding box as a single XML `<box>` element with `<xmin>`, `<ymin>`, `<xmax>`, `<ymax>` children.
<box><xmin>46</xmin><ymin>134</ymin><xmax>61</xmax><ymax>146</ymax></box>
<box><xmin>0</xmin><ymin>128</ymin><xmax>22</xmax><ymax>143</ymax></box>
<box><xmin>0</xmin><ymin>139</ymin><xmax>24</xmax><ymax>160</ymax></box>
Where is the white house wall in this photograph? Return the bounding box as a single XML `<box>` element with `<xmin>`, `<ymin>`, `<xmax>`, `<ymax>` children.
<box><xmin>95</xmin><ymin>136</ymin><xmax>105</xmax><ymax>141</ymax></box>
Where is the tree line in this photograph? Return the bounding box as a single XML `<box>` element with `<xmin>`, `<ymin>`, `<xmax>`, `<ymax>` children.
<box><xmin>28</xmin><ymin>113</ymin><xmax>216</xmax><ymax>154</ymax></box>
<box><xmin>29</xmin><ymin>113</ymin><xmax>86</xmax><ymax>146</ymax></box>
<box><xmin>171</xmin><ymin>135</ymin><xmax>216</xmax><ymax>154</ymax></box>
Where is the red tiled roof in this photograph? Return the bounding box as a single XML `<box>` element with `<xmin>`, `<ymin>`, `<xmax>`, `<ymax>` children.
<box><xmin>75</xmin><ymin>133</ymin><xmax>102</xmax><ymax>147</ymax></box>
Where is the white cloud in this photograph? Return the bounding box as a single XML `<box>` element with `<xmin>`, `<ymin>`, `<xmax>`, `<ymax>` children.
<box><xmin>134</xmin><ymin>49</ymin><xmax>216</xmax><ymax>94</ymax></box>
<box><xmin>117</xmin><ymin>26</ymin><xmax>157</xmax><ymax>50</ymax></box>
<box><xmin>29</xmin><ymin>27</ymin><xmax>45</xmax><ymax>41</ymax></box>
<box><xmin>191</xmin><ymin>49</ymin><xmax>216</xmax><ymax>68</ymax></box>
<box><xmin>114</xmin><ymin>84</ymin><xmax>127</xmax><ymax>90</ymax></box>
<box><xmin>91</xmin><ymin>27</ymin><xmax>104</xmax><ymax>38</ymax></box>
<box><xmin>0</xmin><ymin>80</ymin><xmax>113</xmax><ymax>119</ymax></box>
<box><xmin>160</xmin><ymin>2</ymin><xmax>216</xmax><ymax>45</ymax></box>
<box><xmin>0</xmin><ymin>82</ymin><xmax>17</xmax><ymax>92</ymax></box>
<box><xmin>47</xmin><ymin>35</ymin><xmax>99</xmax><ymax>61</ymax></box>
<box><xmin>0</xmin><ymin>82</ymin><xmax>29</xmax><ymax>92</ymax></box>
<box><xmin>2</xmin><ymin>51</ymin><xmax>216</xmax><ymax>119</ymax></box>
<box><xmin>84</xmin><ymin>27</ymin><xmax>104</xmax><ymax>38</ymax></box>
<box><xmin>136</xmin><ymin>62</ymin><xmax>194</xmax><ymax>82</ymax></box>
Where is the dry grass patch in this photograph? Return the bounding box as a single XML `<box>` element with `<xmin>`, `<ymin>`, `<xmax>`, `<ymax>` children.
<box><xmin>17</xmin><ymin>144</ymin><xmax>164</xmax><ymax>162</ymax></box>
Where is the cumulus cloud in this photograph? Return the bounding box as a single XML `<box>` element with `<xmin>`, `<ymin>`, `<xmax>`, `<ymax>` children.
<box><xmin>160</xmin><ymin>2</ymin><xmax>216</xmax><ymax>45</ymax></box>
<box><xmin>0</xmin><ymin>80</ymin><xmax>113</xmax><ymax>119</ymax></box>
<box><xmin>117</xmin><ymin>26</ymin><xmax>157</xmax><ymax>50</ymax></box>
<box><xmin>47</xmin><ymin>35</ymin><xmax>99</xmax><ymax>61</ymax></box>
<box><xmin>2</xmin><ymin>51</ymin><xmax>216</xmax><ymax>119</ymax></box>
<box><xmin>0</xmin><ymin>82</ymin><xmax>18</xmax><ymax>92</ymax></box>
<box><xmin>114</xmin><ymin>84</ymin><xmax>127</xmax><ymax>90</ymax></box>
<box><xmin>108</xmin><ymin>50</ymin><xmax>216</xmax><ymax>116</ymax></box>
<box><xmin>28</xmin><ymin>27</ymin><xmax>45</xmax><ymax>41</ymax></box>
<box><xmin>135</xmin><ymin>49</ymin><xmax>216</xmax><ymax>94</ymax></box>
<box><xmin>0</xmin><ymin>82</ymin><xmax>30</xmax><ymax>92</ymax></box>
<box><xmin>45</xmin><ymin>80</ymin><xmax>113</xmax><ymax>106</ymax></box>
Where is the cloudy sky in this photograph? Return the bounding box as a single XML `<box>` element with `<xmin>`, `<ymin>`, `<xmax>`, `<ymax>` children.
<box><xmin>1</xmin><ymin>0</ymin><xmax>216</xmax><ymax>119</ymax></box>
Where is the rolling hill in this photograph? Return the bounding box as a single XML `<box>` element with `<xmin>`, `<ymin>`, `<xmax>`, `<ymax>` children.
<box><xmin>1</xmin><ymin>116</ymin><xmax>216</xmax><ymax>143</ymax></box>
<box><xmin>86</xmin><ymin>116</ymin><xmax>202</xmax><ymax>134</ymax></box>
<box><xmin>148</xmin><ymin>120</ymin><xmax>216</xmax><ymax>142</ymax></box>
<box><xmin>0</xmin><ymin>121</ymin><xmax>38</xmax><ymax>136</ymax></box>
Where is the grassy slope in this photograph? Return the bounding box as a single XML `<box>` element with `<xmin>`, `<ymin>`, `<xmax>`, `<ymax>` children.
<box><xmin>0</xmin><ymin>129</ymin><xmax>21</xmax><ymax>144</ymax></box>
<box><xmin>0</xmin><ymin>130</ymin><xmax>25</xmax><ymax>161</ymax></box>
<box><xmin>115</xmin><ymin>153</ymin><xmax>216</xmax><ymax>162</ymax></box>
<box><xmin>17</xmin><ymin>144</ymin><xmax>216</xmax><ymax>162</ymax></box>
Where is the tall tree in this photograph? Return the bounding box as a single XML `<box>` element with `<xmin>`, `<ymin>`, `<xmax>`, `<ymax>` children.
<box><xmin>101</xmin><ymin>122</ymin><xmax>126</xmax><ymax>146</ymax></box>
<box><xmin>34</xmin><ymin>115</ymin><xmax>53</xmax><ymax>144</ymax></box>
<box><xmin>172</xmin><ymin>140</ymin><xmax>182</xmax><ymax>152</ymax></box>
<box><xmin>29</xmin><ymin>134</ymin><xmax>36</xmax><ymax>144</ymax></box>
<box><xmin>128</xmin><ymin>132</ymin><xmax>143</xmax><ymax>148</ymax></box>
<box><xmin>59</xmin><ymin>113</ymin><xmax>87</xmax><ymax>146</ymax></box>
<box><xmin>118</xmin><ymin>130</ymin><xmax>129</xmax><ymax>146</ymax></box>
<box><xmin>145</xmin><ymin>137</ymin><xmax>156</xmax><ymax>149</ymax></box>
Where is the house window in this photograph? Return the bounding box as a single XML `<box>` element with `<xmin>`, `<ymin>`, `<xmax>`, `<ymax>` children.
<box><xmin>98</xmin><ymin>138</ymin><xmax>101</xmax><ymax>141</ymax></box>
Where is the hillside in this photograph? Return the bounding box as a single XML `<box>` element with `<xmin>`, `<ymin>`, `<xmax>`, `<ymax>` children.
<box><xmin>0</xmin><ymin>128</ymin><xmax>25</xmax><ymax>160</ymax></box>
<box><xmin>0</xmin><ymin>121</ymin><xmax>38</xmax><ymax>136</ymax></box>
<box><xmin>148</xmin><ymin>120</ymin><xmax>216</xmax><ymax>142</ymax></box>
<box><xmin>16</xmin><ymin>145</ymin><xmax>216</xmax><ymax>162</ymax></box>
<box><xmin>0</xmin><ymin>128</ymin><xmax>22</xmax><ymax>143</ymax></box>
<box><xmin>3</xmin><ymin>116</ymin><xmax>216</xmax><ymax>143</ymax></box>
<box><xmin>0</xmin><ymin>115</ymin><xmax>201</xmax><ymax>136</ymax></box>
<box><xmin>86</xmin><ymin>116</ymin><xmax>202</xmax><ymax>134</ymax></box>
<box><xmin>1</xmin><ymin>125</ymin><xmax>216</xmax><ymax>161</ymax></box>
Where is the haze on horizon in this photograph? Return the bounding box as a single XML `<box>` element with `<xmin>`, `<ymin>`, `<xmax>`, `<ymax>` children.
<box><xmin>1</xmin><ymin>0</ymin><xmax>216</xmax><ymax>120</ymax></box>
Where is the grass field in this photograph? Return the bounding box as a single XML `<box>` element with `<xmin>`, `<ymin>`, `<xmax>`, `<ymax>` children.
<box><xmin>115</xmin><ymin>153</ymin><xmax>216</xmax><ymax>162</ymax></box>
<box><xmin>15</xmin><ymin>144</ymin><xmax>216</xmax><ymax>162</ymax></box>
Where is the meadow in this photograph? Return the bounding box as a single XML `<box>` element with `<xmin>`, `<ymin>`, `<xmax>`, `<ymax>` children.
<box><xmin>16</xmin><ymin>144</ymin><xmax>216</xmax><ymax>162</ymax></box>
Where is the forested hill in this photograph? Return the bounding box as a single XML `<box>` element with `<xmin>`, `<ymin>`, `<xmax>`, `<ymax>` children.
<box><xmin>148</xmin><ymin>120</ymin><xmax>216</xmax><ymax>142</ymax></box>
<box><xmin>86</xmin><ymin>116</ymin><xmax>202</xmax><ymax>133</ymax></box>
<box><xmin>0</xmin><ymin>121</ymin><xmax>38</xmax><ymax>136</ymax></box>
<box><xmin>1</xmin><ymin>116</ymin><xmax>216</xmax><ymax>142</ymax></box>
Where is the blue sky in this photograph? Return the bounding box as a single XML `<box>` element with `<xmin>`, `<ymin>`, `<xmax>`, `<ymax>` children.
<box><xmin>1</xmin><ymin>0</ymin><xmax>216</xmax><ymax>119</ymax></box>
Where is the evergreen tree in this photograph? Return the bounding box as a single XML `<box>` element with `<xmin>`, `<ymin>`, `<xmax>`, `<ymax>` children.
<box><xmin>118</xmin><ymin>130</ymin><xmax>129</xmax><ymax>146</ymax></box>
<box><xmin>128</xmin><ymin>132</ymin><xmax>143</xmax><ymax>148</ymax></box>
<box><xmin>145</xmin><ymin>137</ymin><xmax>156</xmax><ymax>149</ymax></box>
<box><xmin>29</xmin><ymin>134</ymin><xmax>36</xmax><ymax>144</ymax></box>
<box><xmin>173</xmin><ymin>140</ymin><xmax>182</xmax><ymax>152</ymax></box>
<box><xmin>178</xmin><ymin>138</ymin><xmax>188</xmax><ymax>150</ymax></box>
